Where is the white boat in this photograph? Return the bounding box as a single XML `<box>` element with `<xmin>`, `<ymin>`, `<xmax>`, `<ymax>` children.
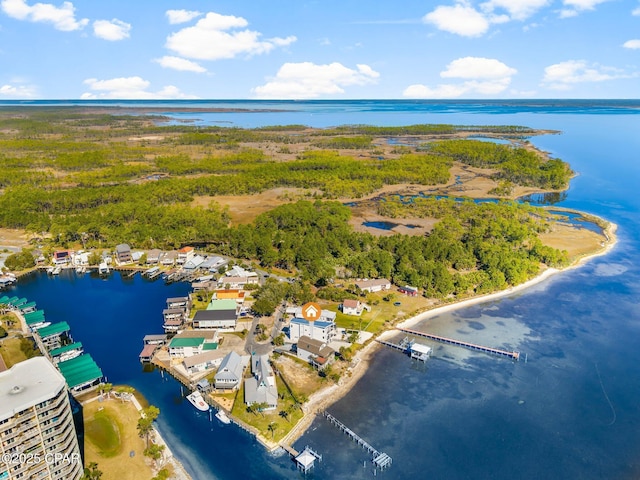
<box><xmin>215</xmin><ymin>409</ymin><xmax>231</xmax><ymax>424</ymax></box>
<box><xmin>52</xmin><ymin>266</ymin><xmax>62</xmax><ymax>275</ymax></box>
<box><xmin>75</xmin><ymin>266</ymin><xmax>86</xmax><ymax>274</ymax></box>
<box><xmin>186</xmin><ymin>391</ymin><xmax>209</xmax><ymax>412</ymax></box>
<box><xmin>98</xmin><ymin>262</ymin><xmax>110</xmax><ymax>275</ymax></box>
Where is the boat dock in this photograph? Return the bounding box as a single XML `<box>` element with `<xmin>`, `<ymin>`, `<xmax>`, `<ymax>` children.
<box><xmin>397</xmin><ymin>327</ymin><xmax>520</xmax><ymax>361</ymax></box>
<box><xmin>377</xmin><ymin>336</ymin><xmax>431</xmax><ymax>362</ymax></box>
<box><xmin>322</xmin><ymin>411</ymin><xmax>392</xmax><ymax>470</ymax></box>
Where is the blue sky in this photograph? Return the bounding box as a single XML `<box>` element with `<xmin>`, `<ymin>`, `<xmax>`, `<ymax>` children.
<box><xmin>1</xmin><ymin>0</ymin><xmax>639</xmax><ymax>99</ymax></box>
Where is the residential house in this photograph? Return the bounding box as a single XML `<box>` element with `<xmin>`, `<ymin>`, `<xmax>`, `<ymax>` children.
<box><xmin>214</xmin><ymin>351</ymin><xmax>249</xmax><ymax>390</ymax></box>
<box><xmin>296</xmin><ymin>336</ymin><xmax>335</xmax><ymax>370</ymax></box>
<box><xmin>182</xmin><ymin>349</ymin><xmax>223</xmax><ymax>375</ymax></box>
<box><xmin>213</xmin><ymin>289</ymin><xmax>246</xmax><ymax>305</ymax></box>
<box><xmin>147</xmin><ymin>249</ymin><xmax>162</xmax><ymax>264</ymax></box>
<box><xmin>355</xmin><ymin>278</ymin><xmax>392</xmax><ymax>293</ymax></box>
<box><xmin>115</xmin><ymin>244</ymin><xmax>133</xmax><ymax>264</ymax></box>
<box><xmin>52</xmin><ymin>249</ymin><xmax>72</xmax><ymax>265</ymax></box>
<box><xmin>244</xmin><ymin>354</ymin><xmax>278</xmax><ymax>411</ymax></box>
<box><xmin>200</xmin><ymin>256</ymin><xmax>227</xmax><ymax>272</ymax></box>
<box><xmin>177</xmin><ymin>246</ymin><xmax>195</xmax><ymax>265</ymax></box>
<box><xmin>193</xmin><ymin>298</ymin><xmax>237</xmax><ymax>329</ymax></box>
<box><xmin>288</xmin><ymin>309</ymin><xmax>337</xmax><ymax>343</ymax></box>
<box><xmin>160</xmin><ymin>251</ymin><xmax>177</xmax><ymax>266</ymax></box>
<box><xmin>73</xmin><ymin>251</ymin><xmax>90</xmax><ymax>266</ymax></box>
<box><xmin>184</xmin><ymin>255</ymin><xmax>205</xmax><ymax>270</ymax></box>
<box><xmin>168</xmin><ymin>332</ymin><xmax>219</xmax><ymax>358</ymax></box>
<box><xmin>217</xmin><ymin>275</ymin><xmax>259</xmax><ymax>289</ymax></box>
<box><xmin>342</xmin><ymin>299</ymin><xmax>366</xmax><ymax>316</ymax></box>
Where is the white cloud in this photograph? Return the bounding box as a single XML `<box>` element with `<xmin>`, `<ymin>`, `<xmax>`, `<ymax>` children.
<box><xmin>542</xmin><ymin>60</ymin><xmax>631</xmax><ymax>89</ymax></box>
<box><xmin>403</xmin><ymin>56</ymin><xmax>516</xmax><ymax>98</ymax></box>
<box><xmin>166</xmin><ymin>9</ymin><xmax>201</xmax><ymax>24</ymax></box>
<box><xmin>154</xmin><ymin>56</ymin><xmax>206</xmax><ymax>73</ymax></box>
<box><xmin>423</xmin><ymin>3</ymin><xmax>489</xmax><ymax>37</ymax></box>
<box><xmin>559</xmin><ymin>0</ymin><xmax>610</xmax><ymax>17</ymax></box>
<box><xmin>166</xmin><ymin>11</ymin><xmax>296</xmax><ymax>61</ymax></box>
<box><xmin>0</xmin><ymin>0</ymin><xmax>88</xmax><ymax>31</ymax></box>
<box><xmin>252</xmin><ymin>62</ymin><xmax>379</xmax><ymax>99</ymax></box>
<box><xmin>623</xmin><ymin>39</ymin><xmax>640</xmax><ymax>49</ymax></box>
<box><xmin>633</xmin><ymin>6</ymin><xmax>640</xmax><ymax>15</ymax></box>
<box><xmin>441</xmin><ymin>56</ymin><xmax>517</xmax><ymax>79</ymax></box>
<box><xmin>93</xmin><ymin>18</ymin><xmax>130</xmax><ymax>41</ymax></box>
<box><xmin>82</xmin><ymin>76</ymin><xmax>197</xmax><ymax>99</ymax></box>
<box><xmin>0</xmin><ymin>83</ymin><xmax>37</xmax><ymax>98</ymax></box>
<box><xmin>480</xmin><ymin>0</ymin><xmax>550</xmax><ymax>20</ymax></box>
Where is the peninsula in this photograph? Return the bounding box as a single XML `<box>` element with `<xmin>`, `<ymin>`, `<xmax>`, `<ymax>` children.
<box><xmin>0</xmin><ymin>107</ymin><xmax>614</xmax><ymax>474</ymax></box>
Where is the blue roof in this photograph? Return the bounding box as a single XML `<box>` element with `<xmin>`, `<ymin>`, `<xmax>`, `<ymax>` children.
<box><xmin>291</xmin><ymin>318</ymin><xmax>333</xmax><ymax>329</ymax></box>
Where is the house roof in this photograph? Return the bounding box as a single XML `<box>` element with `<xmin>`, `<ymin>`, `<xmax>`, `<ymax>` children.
<box><xmin>169</xmin><ymin>337</ymin><xmax>204</xmax><ymax>348</ymax></box>
<box><xmin>179</xmin><ymin>246</ymin><xmax>194</xmax><ymax>253</ymax></box>
<box><xmin>193</xmin><ymin>310</ymin><xmax>236</xmax><ymax>322</ymax></box>
<box><xmin>291</xmin><ymin>318</ymin><xmax>334</xmax><ymax>329</ymax></box>
<box><xmin>207</xmin><ymin>299</ymin><xmax>237</xmax><ymax>311</ymax></box>
<box><xmin>215</xmin><ymin>351</ymin><xmax>248</xmax><ymax>382</ymax></box>
<box><xmin>355</xmin><ymin>278</ymin><xmax>391</xmax><ymax>289</ymax></box>
<box><xmin>183</xmin><ymin>349</ymin><xmax>223</xmax><ymax>369</ymax></box>
<box><xmin>244</xmin><ymin>376</ymin><xmax>278</xmax><ymax>406</ymax></box>
<box><xmin>297</xmin><ymin>335</ymin><xmax>335</xmax><ymax>358</ymax></box>
<box><xmin>115</xmin><ymin>244</ymin><xmax>131</xmax><ymax>253</ymax></box>
<box><xmin>139</xmin><ymin>344</ymin><xmax>157</xmax><ymax>358</ymax></box>
<box><xmin>343</xmin><ymin>299</ymin><xmax>359</xmax><ymax>308</ymax></box>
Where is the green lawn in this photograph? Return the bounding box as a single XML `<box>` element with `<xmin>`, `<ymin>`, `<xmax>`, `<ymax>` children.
<box><xmin>85</xmin><ymin>409</ymin><xmax>122</xmax><ymax>457</ymax></box>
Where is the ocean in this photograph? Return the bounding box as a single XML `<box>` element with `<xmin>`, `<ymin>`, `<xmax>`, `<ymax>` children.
<box><xmin>6</xmin><ymin>100</ymin><xmax>640</xmax><ymax>479</ymax></box>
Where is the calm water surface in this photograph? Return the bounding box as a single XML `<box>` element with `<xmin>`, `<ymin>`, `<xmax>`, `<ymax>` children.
<box><xmin>7</xmin><ymin>101</ymin><xmax>640</xmax><ymax>479</ymax></box>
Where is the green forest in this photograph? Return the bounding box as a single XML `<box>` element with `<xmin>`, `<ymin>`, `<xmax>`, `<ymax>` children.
<box><xmin>0</xmin><ymin>108</ymin><xmax>572</xmax><ymax>298</ymax></box>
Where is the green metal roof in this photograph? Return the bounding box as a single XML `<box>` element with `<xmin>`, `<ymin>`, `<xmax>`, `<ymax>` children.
<box><xmin>203</xmin><ymin>342</ymin><xmax>219</xmax><ymax>350</ymax></box>
<box><xmin>24</xmin><ymin>310</ymin><xmax>45</xmax><ymax>319</ymax></box>
<box><xmin>206</xmin><ymin>299</ymin><xmax>237</xmax><ymax>311</ymax></box>
<box><xmin>0</xmin><ymin>295</ymin><xmax>9</xmax><ymax>304</ymax></box>
<box><xmin>169</xmin><ymin>337</ymin><xmax>204</xmax><ymax>348</ymax></box>
<box><xmin>58</xmin><ymin>354</ymin><xmax>103</xmax><ymax>388</ymax></box>
<box><xmin>20</xmin><ymin>301</ymin><xmax>37</xmax><ymax>310</ymax></box>
<box><xmin>8</xmin><ymin>297</ymin><xmax>27</xmax><ymax>306</ymax></box>
<box><xmin>49</xmin><ymin>342</ymin><xmax>83</xmax><ymax>357</ymax></box>
<box><xmin>37</xmin><ymin>321</ymin><xmax>70</xmax><ymax>338</ymax></box>
<box><xmin>25</xmin><ymin>312</ymin><xmax>46</xmax><ymax>324</ymax></box>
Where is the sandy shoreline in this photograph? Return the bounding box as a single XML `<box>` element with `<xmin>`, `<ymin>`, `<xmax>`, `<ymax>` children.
<box><xmin>280</xmin><ymin>219</ymin><xmax>618</xmax><ymax>448</ymax></box>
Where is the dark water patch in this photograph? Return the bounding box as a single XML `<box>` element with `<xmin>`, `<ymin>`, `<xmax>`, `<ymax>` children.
<box><xmin>466</xmin><ymin>321</ymin><xmax>486</xmax><ymax>330</ymax></box>
<box><xmin>362</xmin><ymin>221</ymin><xmax>397</xmax><ymax>230</ymax></box>
<box><xmin>467</xmin><ymin>136</ymin><xmax>512</xmax><ymax>144</ymax></box>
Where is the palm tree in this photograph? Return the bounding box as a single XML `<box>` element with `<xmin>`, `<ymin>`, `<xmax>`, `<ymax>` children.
<box><xmin>267</xmin><ymin>422</ymin><xmax>277</xmax><ymax>439</ymax></box>
<box><xmin>81</xmin><ymin>462</ymin><xmax>103</xmax><ymax>480</ymax></box>
<box><xmin>279</xmin><ymin>410</ymin><xmax>289</xmax><ymax>423</ymax></box>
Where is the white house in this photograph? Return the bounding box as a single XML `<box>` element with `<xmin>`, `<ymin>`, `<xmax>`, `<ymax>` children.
<box><xmin>289</xmin><ymin>310</ymin><xmax>337</xmax><ymax>343</ymax></box>
<box><xmin>182</xmin><ymin>350</ymin><xmax>224</xmax><ymax>375</ymax></box>
<box><xmin>244</xmin><ymin>354</ymin><xmax>278</xmax><ymax>411</ymax></box>
<box><xmin>214</xmin><ymin>351</ymin><xmax>249</xmax><ymax>390</ymax></box>
<box><xmin>342</xmin><ymin>299</ymin><xmax>368</xmax><ymax>316</ymax></box>
<box><xmin>177</xmin><ymin>246</ymin><xmax>195</xmax><ymax>265</ymax></box>
<box><xmin>355</xmin><ymin>278</ymin><xmax>391</xmax><ymax>293</ymax></box>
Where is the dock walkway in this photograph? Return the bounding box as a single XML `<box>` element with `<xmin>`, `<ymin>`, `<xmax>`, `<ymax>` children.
<box><xmin>322</xmin><ymin>412</ymin><xmax>392</xmax><ymax>470</ymax></box>
<box><xmin>397</xmin><ymin>327</ymin><xmax>520</xmax><ymax>360</ymax></box>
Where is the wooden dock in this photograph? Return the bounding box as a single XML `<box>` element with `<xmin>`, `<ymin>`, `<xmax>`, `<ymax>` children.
<box><xmin>323</xmin><ymin>412</ymin><xmax>392</xmax><ymax>470</ymax></box>
<box><xmin>397</xmin><ymin>327</ymin><xmax>520</xmax><ymax>361</ymax></box>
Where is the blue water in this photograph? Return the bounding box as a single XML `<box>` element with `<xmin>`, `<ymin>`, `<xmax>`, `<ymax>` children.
<box><xmin>6</xmin><ymin>100</ymin><xmax>640</xmax><ymax>479</ymax></box>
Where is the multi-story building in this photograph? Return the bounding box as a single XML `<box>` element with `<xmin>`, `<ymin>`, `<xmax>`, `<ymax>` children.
<box><xmin>0</xmin><ymin>357</ymin><xmax>83</xmax><ymax>480</ymax></box>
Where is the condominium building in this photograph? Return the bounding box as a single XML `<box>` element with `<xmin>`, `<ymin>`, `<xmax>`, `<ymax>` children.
<box><xmin>0</xmin><ymin>357</ymin><xmax>83</xmax><ymax>480</ymax></box>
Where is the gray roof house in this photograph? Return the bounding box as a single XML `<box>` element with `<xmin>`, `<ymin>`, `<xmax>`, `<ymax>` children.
<box><xmin>297</xmin><ymin>335</ymin><xmax>335</xmax><ymax>370</ymax></box>
<box><xmin>244</xmin><ymin>354</ymin><xmax>278</xmax><ymax>411</ymax></box>
<box><xmin>214</xmin><ymin>351</ymin><xmax>249</xmax><ymax>390</ymax></box>
<box><xmin>115</xmin><ymin>244</ymin><xmax>132</xmax><ymax>264</ymax></box>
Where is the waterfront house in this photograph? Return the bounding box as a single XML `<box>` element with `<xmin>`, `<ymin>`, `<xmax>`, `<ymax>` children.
<box><xmin>160</xmin><ymin>251</ymin><xmax>177</xmax><ymax>266</ymax></box>
<box><xmin>213</xmin><ymin>289</ymin><xmax>246</xmax><ymax>305</ymax></box>
<box><xmin>217</xmin><ymin>275</ymin><xmax>259</xmax><ymax>289</ymax></box>
<box><xmin>214</xmin><ymin>351</ymin><xmax>249</xmax><ymax>390</ymax></box>
<box><xmin>146</xmin><ymin>249</ymin><xmax>162</xmax><ymax>264</ymax></box>
<box><xmin>296</xmin><ymin>336</ymin><xmax>335</xmax><ymax>370</ymax></box>
<box><xmin>244</xmin><ymin>353</ymin><xmax>278</xmax><ymax>411</ymax></box>
<box><xmin>168</xmin><ymin>332</ymin><xmax>219</xmax><ymax>358</ymax></box>
<box><xmin>341</xmin><ymin>299</ymin><xmax>369</xmax><ymax>316</ymax></box>
<box><xmin>167</xmin><ymin>296</ymin><xmax>191</xmax><ymax>314</ymax></box>
<box><xmin>52</xmin><ymin>249</ymin><xmax>72</xmax><ymax>265</ymax></box>
<box><xmin>182</xmin><ymin>349</ymin><xmax>223</xmax><ymax>375</ymax></box>
<box><xmin>288</xmin><ymin>309</ymin><xmax>337</xmax><ymax>343</ymax></box>
<box><xmin>201</xmin><ymin>256</ymin><xmax>227</xmax><ymax>272</ymax></box>
<box><xmin>355</xmin><ymin>278</ymin><xmax>391</xmax><ymax>293</ymax></box>
<box><xmin>184</xmin><ymin>255</ymin><xmax>205</xmax><ymax>270</ymax></box>
<box><xmin>177</xmin><ymin>246</ymin><xmax>195</xmax><ymax>265</ymax></box>
<box><xmin>115</xmin><ymin>244</ymin><xmax>133</xmax><ymax>264</ymax></box>
<box><xmin>73</xmin><ymin>251</ymin><xmax>90</xmax><ymax>266</ymax></box>
<box><xmin>193</xmin><ymin>298</ymin><xmax>238</xmax><ymax>329</ymax></box>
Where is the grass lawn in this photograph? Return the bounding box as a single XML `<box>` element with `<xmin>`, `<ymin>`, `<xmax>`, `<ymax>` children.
<box><xmin>83</xmin><ymin>398</ymin><xmax>154</xmax><ymax>480</ymax></box>
<box><xmin>0</xmin><ymin>336</ymin><xmax>41</xmax><ymax>369</ymax></box>
<box><xmin>230</xmin><ymin>375</ymin><xmax>304</xmax><ymax>443</ymax></box>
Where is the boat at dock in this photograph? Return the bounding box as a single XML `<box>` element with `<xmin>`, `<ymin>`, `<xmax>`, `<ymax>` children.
<box><xmin>186</xmin><ymin>391</ymin><xmax>210</xmax><ymax>412</ymax></box>
<box><xmin>215</xmin><ymin>409</ymin><xmax>231</xmax><ymax>424</ymax></box>
<box><xmin>51</xmin><ymin>266</ymin><xmax>62</xmax><ymax>275</ymax></box>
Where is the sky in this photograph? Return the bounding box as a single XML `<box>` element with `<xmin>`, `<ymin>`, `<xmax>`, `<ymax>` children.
<box><xmin>0</xmin><ymin>0</ymin><xmax>639</xmax><ymax>100</ymax></box>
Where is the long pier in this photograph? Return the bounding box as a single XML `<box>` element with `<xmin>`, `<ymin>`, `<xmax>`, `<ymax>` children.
<box><xmin>323</xmin><ymin>412</ymin><xmax>392</xmax><ymax>470</ymax></box>
<box><xmin>397</xmin><ymin>327</ymin><xmax>520</xmax><ymax>361</ymax></box>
